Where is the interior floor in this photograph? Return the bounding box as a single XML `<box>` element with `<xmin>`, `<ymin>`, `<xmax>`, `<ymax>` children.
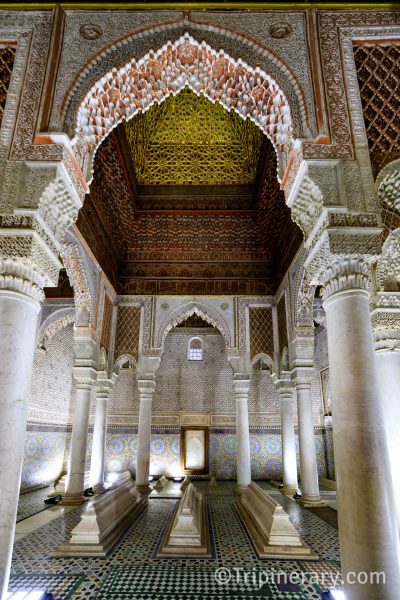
<box><xmin>10</xmin><ymin>482</ymin><xmax>341</xmax><ymax>599</ymax></box>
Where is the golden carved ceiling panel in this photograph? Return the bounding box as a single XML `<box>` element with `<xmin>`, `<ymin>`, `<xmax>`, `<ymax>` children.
<box><xmin>124</xmin><ymin>87</ymin><xmax>263</xmax><ymax>186</ymax></box>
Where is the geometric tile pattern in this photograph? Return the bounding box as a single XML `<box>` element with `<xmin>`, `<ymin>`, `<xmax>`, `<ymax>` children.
<box><xmin>210</xmin><ymin>433</ymin><xmax>328</xmax><ymax>481</ymax></box>
<box><xmin>17</xmin><ymin>487</ymin><xmax>52</xmax><ymax>523</ymax></box>
<box><xmin>20</xmin><ymin>431</ymin><xmax>67</xmax><ymax>492</ymax></box>
<box><xmin>114</xmin><ymin>306</ymin><xmax>141</xmax><ymax>361</ymax></box>
<box><xmin>0</xmin><ymin>45</ymin><xmax>16</xmax><ymax>127</ymax></box>
<box><xmin>7</xmin><ymin>573</ymin><xmax>84</xmax><ymax>599</ymax></box>
<box><xmin>10</xmin><ymin>484</ymin><xmax>341</xmax><ymax>599</ymax></box>
<box><xmin>249</xmin><ymin>306</ymin><xmax>274</xmax><ymax>361</ymax></box>
<box><xmin>20</xmin><ymin>428</ymin><xmax>332</xmax><ymax>498</ymax></box>
<box><xmin>105</xmin><ymin>433</ymin><xmax>180</xmax><ymax>478</ymax></box>
<box><xmin>354</xmin><ymin>43</ymin><xmax>400</xmax><ymax>177</ymax></box>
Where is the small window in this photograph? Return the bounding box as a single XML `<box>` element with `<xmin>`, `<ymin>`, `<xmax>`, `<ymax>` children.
<box><xmin>188</xmin><ymin>337</ymin><xmax>203</xmax><ymax>361</ymax></box>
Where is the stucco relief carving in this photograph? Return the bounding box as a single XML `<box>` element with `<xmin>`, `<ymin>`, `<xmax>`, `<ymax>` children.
<box><xmin>289</xmin><ymin>174</ymin><xmax>324</xmax><ymax>240</ymax></box>
<box><xmin>296</xmin><ymin>270</ymin><xmax>315</xmax><ymax>329</ymax></box>
<box><xmin>61</xmin><ymin>242</ymin><xmax>93</xmax><ymax>327</ymax></box>
<box><xmin>37</xmin><ymin>308</ymin><xmax>76</xmax><ymax>350</ymax></box>
<box><xmin>36</xmin><ymin>176</ymin><xmax>82</xmax><ymax>246</ymax></box>
<box><xmin>61</xmin><ymin>18</ymin><xmax>309</xmax><ymax>142</ymax></box>
<box><xmin>320</xmin><ymin>258</ymin><xmax>371</xmax><ymax>300</ymax></box>
<box><xmin>73</xmin><ymin>32</ymin><xmax>294</xmax><ymax>181</ymax></box>
<box><xmin>157</xmin><ymin>302</ymin><xmax>232</xmax><ymax>349</ymax></box>
<box><xmin>377</xmin><ymin>163</ymin><xmax>400</xmax><ymax>213</ymax></box>
<box><xmin>371</xmin><ymin>297</ymin><xmax>400</xmax><ymax>351</ymax></box>
<box><xmin>376</xmin><ymin>231</ymin><xmax>400</xmax><ymax>292</ymax></box>
<box><xmin>303</xmin><ymin>11</ymin><xmax>400</xmax><ymax>162</ymax></box>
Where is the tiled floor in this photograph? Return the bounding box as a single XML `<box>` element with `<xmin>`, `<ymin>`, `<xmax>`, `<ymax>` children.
<box><xmin>17</xmin><ymin>487</ymin><xmax>53</xmax><ymax>522</ymax></box>
<box><xmin>9</xmin><ymin>482</ymin><xmax>342</xmax><ymax>599</ymax></box>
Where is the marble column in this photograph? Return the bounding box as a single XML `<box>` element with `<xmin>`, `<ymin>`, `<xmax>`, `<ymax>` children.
<box><xmin>372</xmin><ymin>307</ymin><xmax>400</xmax><ymax>535</ymax></box>
<box><xmin>0</xmin><ymin>287</ymin><xmax>41</xmax><ymax>599</ymax></box>
<box><xmin>234</xmin><ymin>375</ymin><xmax>251</xmax><ymax>493</ymax></box>
<box><xmin>90</xmin><ymin>377</ymin><xmax>114</xmax><ymax>494</ymax></box>
<box><xmin>294</xmin><ymin>377</ymin><xmax>324</xmax><ymax>506</ymax></box>
<box><xmin>63</xmin><ymin>367</ymin><xmax>97</xmax><ymax>504</ymax></box>
<box><xmin>322</xmin><ymin>260</ymin><xmax>400</xmax><ymax>599</ymax></box>
<box><xmin>278</xmin><ymin>384</ymin><xmax>298</xmax><ymax>495</ymax></box>
<box><xmin>136</xmin><ymin>376</ymin><xmax>156</xmax><ymax>492</ymax></box>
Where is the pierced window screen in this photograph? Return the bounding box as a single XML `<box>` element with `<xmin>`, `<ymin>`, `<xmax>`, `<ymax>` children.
<box><xmin>188</xmin><ymin>337</ymin><xmax>203</xmax><ymax>361</ymax></box>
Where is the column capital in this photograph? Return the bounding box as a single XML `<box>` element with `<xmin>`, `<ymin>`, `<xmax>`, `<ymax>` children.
<box><xmin>370</xmin><ymin>297</ymin><xmax>400</xmax><ymax>352</ymax></box>
<box><xmin>321</xmin><ymin>258</ymin><xmax>371</xmax><ymax>304</ymax></box>
<box><xmin>291</xmin><ymin>367</ymin><xmax>313</xmax><ymax>390</ymax></box>
<box><xmin>233</xmin><ymin>373</ymin><xmax>250</xmax><ymax>396</ymax></box>
<box><xmin>73</xmin><ymin>327</ymin><xmax>97</xmax><ymax>368</ymax></box>
<box><xmin>95</xmin><ymin>376</ymin><xmax>115</xmax><ymax>397</ymax></box>
<box><xmin>0</xmin><ymin>257</ymin><xmax>49</xmax><ymax>303</ymax></box>
<box><xmin>291</xmin><ymin>330</ymin><xmax>314</xmax><ymax>368</ymax></box>
<box><xmin>73</xmin><ymin>366</ymin><xmax>97</xmax><ymax>388</ymax></box>
<box><xmin>137</xmin><ymin>373</ymin><xmax>156</xmax><ymax>397</ymax></box>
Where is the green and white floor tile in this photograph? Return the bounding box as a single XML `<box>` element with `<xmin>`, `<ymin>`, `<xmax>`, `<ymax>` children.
<box><xmin>9</xmin><ymin>483</ymin><xmax>342</xmax><ymax>599</ymax></box>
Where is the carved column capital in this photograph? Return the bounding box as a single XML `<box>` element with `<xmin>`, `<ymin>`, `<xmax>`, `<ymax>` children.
<box><xmin>137</xmin><ymin>373</ymin><xmax>156</xmax><ymax>398</ymax></box>
<box><xmin>233</xmin><ymin>374</ymin><xmax>251</xmax><ymax>398</ymax></box>
<box><xmin>95</xmin><ymin>374</ymin><xmax>116</xmax><ymax>397</ymax></box>
<box><xmin>292</xmin><ymin>367</ymin><xmax>313</xmax><ymax>390</ymax></box>
<box><xmin>320</xmin><ymin>258</ymin><xmax>371</xmax><ymax>304</ymax></box>
<box><xmin>274</xmin><ymin>374</ymin><xmax>294</xmax><ymax>400</ymax></box>
<box><xmin>0</xmin><ymin>258</ymin><xmax>48</xmax><ymax>302</ymax></box>
<box><xmin>0</xmin><ymin>165</ymin><xmax>83</xmax><ymax>302</ymax></box>
<box><xmin>371</xmin><ymin>295</ymin><xmax>400</xmax><ymax>352</ymax></box>
<box><xmin>73</xmin><ymin>366</ymin><xmax>97</xmax><ymax>389</ymax></box>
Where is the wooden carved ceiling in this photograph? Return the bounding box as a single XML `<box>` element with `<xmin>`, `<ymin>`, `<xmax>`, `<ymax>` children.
<box><xmin>76</xmin><ymin>88</ymin><xmax>302</xmax><ymax>295</ymax></box>
<box><xmin>124</xmin><ymin>88</ymin><xmax>264</xmax><ymax>186</ymax></box>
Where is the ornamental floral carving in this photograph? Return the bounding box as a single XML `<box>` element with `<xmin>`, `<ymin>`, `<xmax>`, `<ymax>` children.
<box><xmin>290</xmin><ymin>175</ymin><xmax>324</xmax><ymax>240</ymax></box>
<box><xmin>157</xmin><ymin>302</ymin><xmax>232</xmax><ymax>349</ymax></box>
<box><xmin>75</xmin><ymin>33</ymin><xmax>293</xmax><ymax>177</ymax></box>
<box><xmin>61</xmin><ymin>243</ymin><xmax>93</xmax><ymax>327</ymax></box>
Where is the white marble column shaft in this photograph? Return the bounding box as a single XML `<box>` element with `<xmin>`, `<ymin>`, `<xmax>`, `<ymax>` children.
<box><xmin>136</xmin><ymin>377</ymin><xmax>155</xmax><ymax>492</ymax></box>
<box><xmin>234</xmin><ymin>375</ymin><xmax>251</xmax><ymax>492</ymax></box>
<box><xmin>0</xmin><ymin>290</ymin><xmax>41</xmax><ymax>599</ymax></box>
<box><xmin>63</xmin><ymin>368</ymin><xmax>96</xmax><ymax>504</ymax></box>
<box><xmin>324</xmin><ymin>279</ymin><xmax>400</xmax><ymax>599</ymax></box>
<box><xmin>279</xmin><ymin>388</ymin><xmax>298</xmax><ymax>494</ymax></box>
<box><xmin>90</xmin><ymin>387</ymin><xmax>110</xmax><ymax>493</ymax></box>
<box><xmin>296</xmin><ymin>381</ymin><xmax>323</xmax><ymax>506</ymax></box>
<box><xmin>375</xmin><ymin>349</ymin><xmax>400</xmax><ymax>535</ymax></box>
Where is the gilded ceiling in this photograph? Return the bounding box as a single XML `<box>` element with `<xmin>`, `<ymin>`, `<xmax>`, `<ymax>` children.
<box><xmin>76</xmin><ymin>88</ymin><xmax>302</xmax><ymax>295</ymax></box>
<box><xmin>124</xmin><ymin>87</ymin><xmax>264</xmax><ymax>186</ymax></box>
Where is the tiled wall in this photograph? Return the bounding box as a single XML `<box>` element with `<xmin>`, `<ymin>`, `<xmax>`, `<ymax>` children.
<box><xmin>105</xmin><ymin>432</ymin><xmax>181</xmax><ymax>477</ymax></box>
<box><xmin>21</xmin><ymin>430</ymin><xmax>68</xmax><ymax>492</ymax></box>
<box><xmin>210</xmin><ymin>431</ymin><xmax>329</xmax><ymax>480</ymax></box>
<box><xmin>20</xmin><ymin>427</ymin><xmax>334</xmax><ymax>490</ymax></box>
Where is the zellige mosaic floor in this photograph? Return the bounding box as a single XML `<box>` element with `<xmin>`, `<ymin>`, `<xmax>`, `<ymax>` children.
<box><xmin>9</xmin><ymin>482</ymin><xmax>342</xmax><ymax>599</ymax></box>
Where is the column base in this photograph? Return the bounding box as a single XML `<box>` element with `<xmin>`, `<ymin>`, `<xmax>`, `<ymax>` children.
<box><xmin>135</xmin><ymin>483</ymin><xmax>151</xmax><ymax>494</ymax></box>
<box><xmin>61</xmin><ymin>492</ymin><xmax>87</xmax><ymax>506</ymax></box>
<box><xmin>235</xmin><ymin>483</ymin><xmax>250</xmax><ymax>495</ymax></box>
<box><xmin>282</xmin><ymin>485</ymin><xmax>298</xmax><ymax>496</ymax></box>
<box><xmin>297</xmin><ymin>495</ymin><xmax>326</xmax><ymax>507</ymax></box>
<box><xmin>92</xmin><ymin>483</ymin><xmax>106</xmax><ymax>495</ymax></box>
